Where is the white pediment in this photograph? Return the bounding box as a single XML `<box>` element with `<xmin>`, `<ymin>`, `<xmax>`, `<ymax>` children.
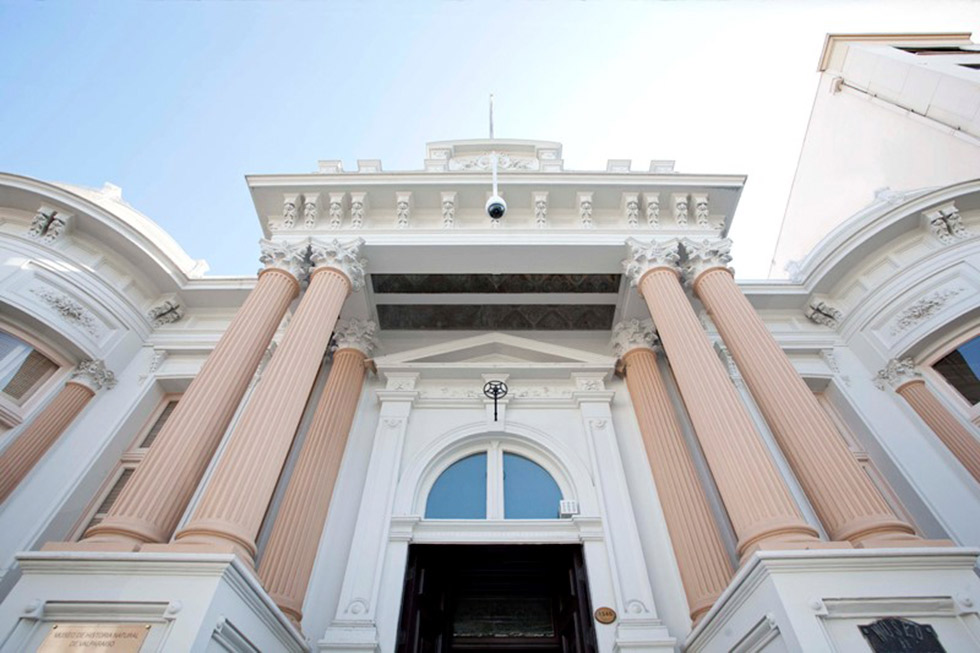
<box><xmin>374</xmin><ymin>333</ymin><xmax>614</xmax><ymax>368</ymax></box>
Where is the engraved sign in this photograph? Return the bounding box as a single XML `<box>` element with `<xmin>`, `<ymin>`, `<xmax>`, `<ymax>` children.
<box><xmin>594</xmin><ymin>607</ymin><xmax>617</xmax><ymax>624</ymax></box>
<box><xmin>859</xmin><ymin>617</ymin><xmax>946</xmax><ymax>653</ymax></box>
<box><xmin>37</xmin><ymin>623</ymin><xmax>150</xmax><ymax>652</ymax></box>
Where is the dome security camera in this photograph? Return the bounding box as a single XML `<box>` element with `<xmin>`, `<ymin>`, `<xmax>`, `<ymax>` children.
<box><xmin>486</xmin><ymin>195</ymin><xmax>507</xmax><ymax>220</ymax></box>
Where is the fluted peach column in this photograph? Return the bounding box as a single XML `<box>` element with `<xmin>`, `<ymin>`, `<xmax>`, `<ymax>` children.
<box><xmin>613</xmin><ymin>320</ymin><xmax>731</xmax><ymax>622</ymax></box>
<box><xmin>170</xmin><ymin>238</ymin><xmax>366</xmax><ymax>565</ymax></box>
<box><xmin>623</xmin><ymin>239</ymin><xmax>821</xmax><ymax>560</ymax></box>
<box><xmin>878</xmin><ymin>358</ymin><xmax>980</xmax><ymax>484</ymax></box>
<box><xmin>685</xmin><ymin>239</ymin><xmax>918</xmax><ymax>547</ymax></box>
<box><xmin>259</xmin><ymin>319</ymin><xmax>376</xmax><ymax>624</ymax></box>
<box><xmin>0</xmin><ymin>360</ymin><xmax>114</xmax><ymax>503</ymax></box>
<box><xmin>78</xmin><ymin>241</ymin><xmax>305</xmax><ymax>549</ymax></box>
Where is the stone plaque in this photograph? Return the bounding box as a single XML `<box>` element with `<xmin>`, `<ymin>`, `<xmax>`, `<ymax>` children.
<box><xmin>37</xmin><ymin>623</ymin><xmax>150</xmax><ymax>652</ymax></box>
<box><xmin>594</xmin><ymin>607</ymin><xmax>617</xmax><ymax>624</ymax></box>
<box><xmin>859</xmin><ymin>617</ymin><xmax>946</xmax><ymax>653</ymax></box>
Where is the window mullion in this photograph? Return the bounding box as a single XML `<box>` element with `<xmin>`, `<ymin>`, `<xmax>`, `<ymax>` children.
<box><xmin>487</xmin><ymin>441</ymin><xmax>503</xmax><ymax>519</ymax></box>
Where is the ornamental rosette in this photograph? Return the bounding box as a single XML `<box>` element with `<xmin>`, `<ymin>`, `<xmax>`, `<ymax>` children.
<box><xmin>622</xmin><ymin>238</ymin><xmax>681</xmax><ymax>286</ymax></box>
<box><xmin>258</xmin><ymin>238</ymin><xmax>308</xmax><ymax>280</ymax></box>
<box><xmin>71</xmin><ymin>359</ymin><xmax>117</xmax><ymax>391</ymax></box>
<box><xmin>309</xmin><ymin>237</ymin><xmax>367</xmax><ymax>291</ymax></box>
<box><xmin>331</xmin><ymin>319</ymin><xmax>378</xmax><ymax>356</ymax></box>
<box><xmin>874</xmin><ymin>358</ymin><xmax>921</xmax><ymax>391</ymax></box>
<box><xmin>680</xmin><ymin>237</ymin><xmax>734</xmax><ymax>286</ymax></box>
<box><xmin>611</xmin><ymin>319</ymin><xmax>659</xmax><ymax>357</ymax></box>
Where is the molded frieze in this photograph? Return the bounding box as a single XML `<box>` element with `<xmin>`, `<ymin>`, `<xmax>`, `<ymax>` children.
<box><xmin>309</xmin><ymin>237</ymin><xmax>367</xmax><ymax>291</ymax></box>
<box><xmin>874</xmin><ymin>358</ymin><xmax>921</xmax><ymax>391</ymax></box>
<box><xmin>888</xmin><ymin>287</ymin><xmax>964</xmax><ymax>336</ymax></box>
<box><xmin>622</xmin><ymin>238</ymin><xmax>681</xmax><ymax>285</ymax></box>
<box><xmin>30</xmin><ymin>285</ymin><xmax>104</xmax><ymax>337</ymax></box>
<box><xmin>611</xmin><ymin>319</ymin><xmax>658</xmax><ymax>357</ymax></box>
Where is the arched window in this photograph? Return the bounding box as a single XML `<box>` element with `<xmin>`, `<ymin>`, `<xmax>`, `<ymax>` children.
<box><xmin>0</xmin><ymin>327</ymin><xmax>64</xmax><ymax>429</ymax></box>
<box><xmin>425</xmin><ymin>448</ymin><xmax>563</xmax><ymax>520</ymax></box>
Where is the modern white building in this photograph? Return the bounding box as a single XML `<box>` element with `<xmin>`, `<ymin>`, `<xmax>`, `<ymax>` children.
<box><xmin>1</xmin><ymin>33</ymin><xmax>979</xmax><ymax>653</ymax></box>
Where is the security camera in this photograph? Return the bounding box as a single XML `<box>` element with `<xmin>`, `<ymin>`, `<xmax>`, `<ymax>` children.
<box><xmin>486</xmin><ymin>195</ymin><xmax>507</xmax><ymax>220</ymax></box>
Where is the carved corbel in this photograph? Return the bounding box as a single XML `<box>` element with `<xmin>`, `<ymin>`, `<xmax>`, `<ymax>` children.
<box><xmin>622</xmin><ymin>193</ymin><xmax>640</xmax><ymax>227</ymax></box>
<box><xmin>692</xmin><ymin>193</ymin><xmax>710</xmax><ymax>228</ymax></box>
<box><xmin>441</xmin><ymin>191</ymin><xmax>457</xmax><ymax>229</ymax></box>
<box><xmin>395</xmin><ymin>191</ymin><xmax>412</xmax><ymax>229</ymax></box>
<box><xmin>27</xmin><ymin>205</ymin><xmax>73</xmax><ymax>243</ymax></box>
<box><xmin>328</xmin><ymin>192</ymin><xmax>346</xmax><ymax>229</ymax></box>
<box><xmin>923</xmin><ymin>202</ymin><xmax>971</xmax><ymax>245</ymax></box>
<box><xmin>280</xmin><ymin>194</ymin><xmax>300</xmax><ymax>230</ymax></box>
<box><xmin>303</xmin><ymin>193</ymin><xmax>320</xmax><ymax>229</ymax></box>
<box><xmin>533</xmin><ymin>191</ymin><xmax>548</xmax><ymax>228</ymax></box>
<box><xmin>578</xmin><ymin>192</ymin><xmax>594</xmax><ymax>229</ymax></box>
<box><xmin>349</xmin><ymin>192</ymin><xmax>367</xmax><ymax>229</ymax></box>
<box><xmin>804</xmin><ymin>297</ymin><xmax>843</xmax><ymax>329</ymax></box>
<box><xmin>643</xmin><ymin>193</ymin><xmax>660</xmax><ymax>228</ymax></box>
<box><xmin>148</xmin><ymin>296</ymin><xmax>185</xmax><ymax>326</ymax></box>
<box><xmin>672</xmin><ymin>193</ymin><xmax>690</xmax><ymax>227</ymax></box>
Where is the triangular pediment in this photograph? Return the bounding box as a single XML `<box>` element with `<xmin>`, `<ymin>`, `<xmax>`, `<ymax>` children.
<box><xmin>374</xmin><ymin>332</ymin><xmax>614</xmax><ymax>366</ymax></box>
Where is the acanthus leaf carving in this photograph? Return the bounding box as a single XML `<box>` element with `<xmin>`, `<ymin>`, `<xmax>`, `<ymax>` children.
<box><xmin>874</xmin><ymin>357</ymin><xmax>920</xmax><ymax>391</ymax></box>
<box><xmin>309</xmin><ymin>237</ymin><xmax>367</xmax><ymax>291</ymax></box>
<box><xmin>148</xmin><ymin>298</ymin><xmax>184</xmax><ymax>326</ymax></box>
<box><xmin>331</xmin><ymin>319</ymin><xmax>378</xmax><ymax>356</ymax></box>
<box><xmin>622</xmin><ymin>238</ymin><xmax>681</xmax><ymax>286</ymax></box>
<box><xmin>28</xmin><ymin>206</ymin><xmax>71</xmax><ymax>243</ymax></box>
<box><xmin>680</xmin><ymin>237</ymin><xmax>733</xmax><ymax>285</ymax></box>
<box><xmin>71</xmin><ymin>359</ymin><xmax>117</xmax><ymax>391</ymax></box>
<box><xmin>923</xmin><ymin>202</ymin><xmax>971</xmax><ymax>245</ymax></box>
<box><xmin>611</xmin><ymin>319</ymin><xmax>658</xmax><ymax>357</ymax></box>
<box><xmin>258</xmin><ymin>238</ymin><xmax>308</xmax><ymax>280</ymax></box>
<box><xmin>578</xmin><ymin>193</ymin><xmax>594</xmax><ymax>229</ymax></box>
<box><xmin>805</xmin><ymin>300</ymin><xmax>843</xmax><ymax>329</ymax></box>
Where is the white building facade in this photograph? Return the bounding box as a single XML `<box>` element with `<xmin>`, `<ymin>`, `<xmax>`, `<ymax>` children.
<box><xmin>1</xmin><ymin>34</ymin><xmax>980</xmax><ymax>653</ymax></box>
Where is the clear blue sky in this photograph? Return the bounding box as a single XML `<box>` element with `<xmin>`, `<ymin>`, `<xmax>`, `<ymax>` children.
<box><xmin>2</xmin><ymin>1</ymin><xmax>977</xmax><ymax>278</ymax></box>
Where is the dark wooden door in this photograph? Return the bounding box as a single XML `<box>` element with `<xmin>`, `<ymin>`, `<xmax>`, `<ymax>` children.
<box><xmin>395</xmin><ymin>545</ymin><xmax>598</xmax><ymax>653</ymax></box>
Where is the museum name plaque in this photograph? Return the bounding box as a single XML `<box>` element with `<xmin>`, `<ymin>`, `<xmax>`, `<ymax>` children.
<box><xmin>36</xmin><ymin>623</ymin><xmax>150</xmax><ymax>652</ymax></box>
<box><xmin>859</xmin><ymin>617</ymin><xmax>946</xmax><ymax>653</ymax></box>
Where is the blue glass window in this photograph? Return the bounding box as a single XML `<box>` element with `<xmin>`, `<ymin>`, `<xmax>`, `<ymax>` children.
<box><xmin>425</xmin><ymin>453</ymin><xmax>487</xmax><ymax>519</ymax></box>
<box><xmin>503</xmin><ymin>453</ymin><xmax>562</xmax><ymax>519</ymax></box>
<box><xmin>934</xmin><ymin>335</ymin><xmax>980</xmax><ymax>405</ymax></box>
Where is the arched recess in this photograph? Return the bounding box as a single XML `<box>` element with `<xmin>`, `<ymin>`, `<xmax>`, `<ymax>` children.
<box><xmin>395</xmin><ymin>421</ymin><xmax>598</xmax><ymax>518</ymax></box>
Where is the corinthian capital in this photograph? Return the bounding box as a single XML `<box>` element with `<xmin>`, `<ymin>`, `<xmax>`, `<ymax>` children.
<box><xmin>680</xmin><ymin>238</ymin><xmax>733</xmax><ymax>286</ymax></box>
<box><xmin>874</xmin><ymin>358</ymin><xmax>921</xmax><ymax>391</ymax></box>
<box><xmin>259</xmin><ymin>239</ymin><xmax>308</xmax><ymax>280</ymax></box>
<box><xmin>622</xmin><ymin>238</ymin><xmax>681</xmax><ymax>286</ymax></box>
<box><xmin>70</xmin><ymin>359</ymin><xmax>117</xmax><ymax>392</ymax></box>
<box><xmin>309</xmin><ymin>237</ymin><xmax>367</xmax><ymax>291</ymax></box>
<box><xmin>611</xmin><ymin>319</ymin><xmax>659</xmax><ymax>358</ymax></box>
<box><xmin>332</xmin><ymin>319</ymin><xmax>378</xmax><ymax>356</ymax></box>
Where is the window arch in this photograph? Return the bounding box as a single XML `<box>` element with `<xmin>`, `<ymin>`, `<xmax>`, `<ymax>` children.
<box><xmin>425</xmin><ymin>445</ymin><xmax>563</xmax><ymax>520</ymax></box>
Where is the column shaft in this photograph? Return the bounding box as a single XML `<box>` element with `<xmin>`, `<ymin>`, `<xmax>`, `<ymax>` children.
<box><xmin>637</xmin><ymin>268</ymin><xmax>820</xmax><ymax>558</ymax></box>
<box><xmin>622</xmin><ymin>347</ymin><xmax>732</xmax><ymax>622</ymax></box>
<box><xmin>259</xmin><ymin>348</ymin><xmax>367</xmax><ymax>624</ymax></box>
<box><xmin>172</xmin><ymin>267</ymin><xmax>350</xmax><ymax>563</ymax></box>
<box><xmin>898</xmin><ymin>380</ymin><xmax>980</xmax><ymax>484</ymax></box>
<box><xmin>84</xmin><ymin>268</ymin><xmax>298</xmax><ymax>546</ymax></box>
<box><xmin>0</xmin><ymin>382</ymin><xmax>94</xmax><ymax>503</ymax></box>
<box><xmin>695</xmin><ymin>268</ymin><xmax>917</xmax><ymax>545</ymax></box>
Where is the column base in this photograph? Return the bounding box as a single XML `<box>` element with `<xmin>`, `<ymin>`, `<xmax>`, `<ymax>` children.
<box><xmin>686</xmin><ymin>547</ymin><xmax>980</xmax><ymax>653</ymax></box>
<box><xmin>740</xmin><ymin>538</ymin><xmax>851</xmax><ymax>565</ymax></box>
<box><xmin>142</xmin><ymin>541</ymin><xmax>254</xmax><ymax>566</ymax></box>
<box><xmin>0</xmin><ymin>552</ymin><xmax>306</xmax><ymax>652</ymax></box>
